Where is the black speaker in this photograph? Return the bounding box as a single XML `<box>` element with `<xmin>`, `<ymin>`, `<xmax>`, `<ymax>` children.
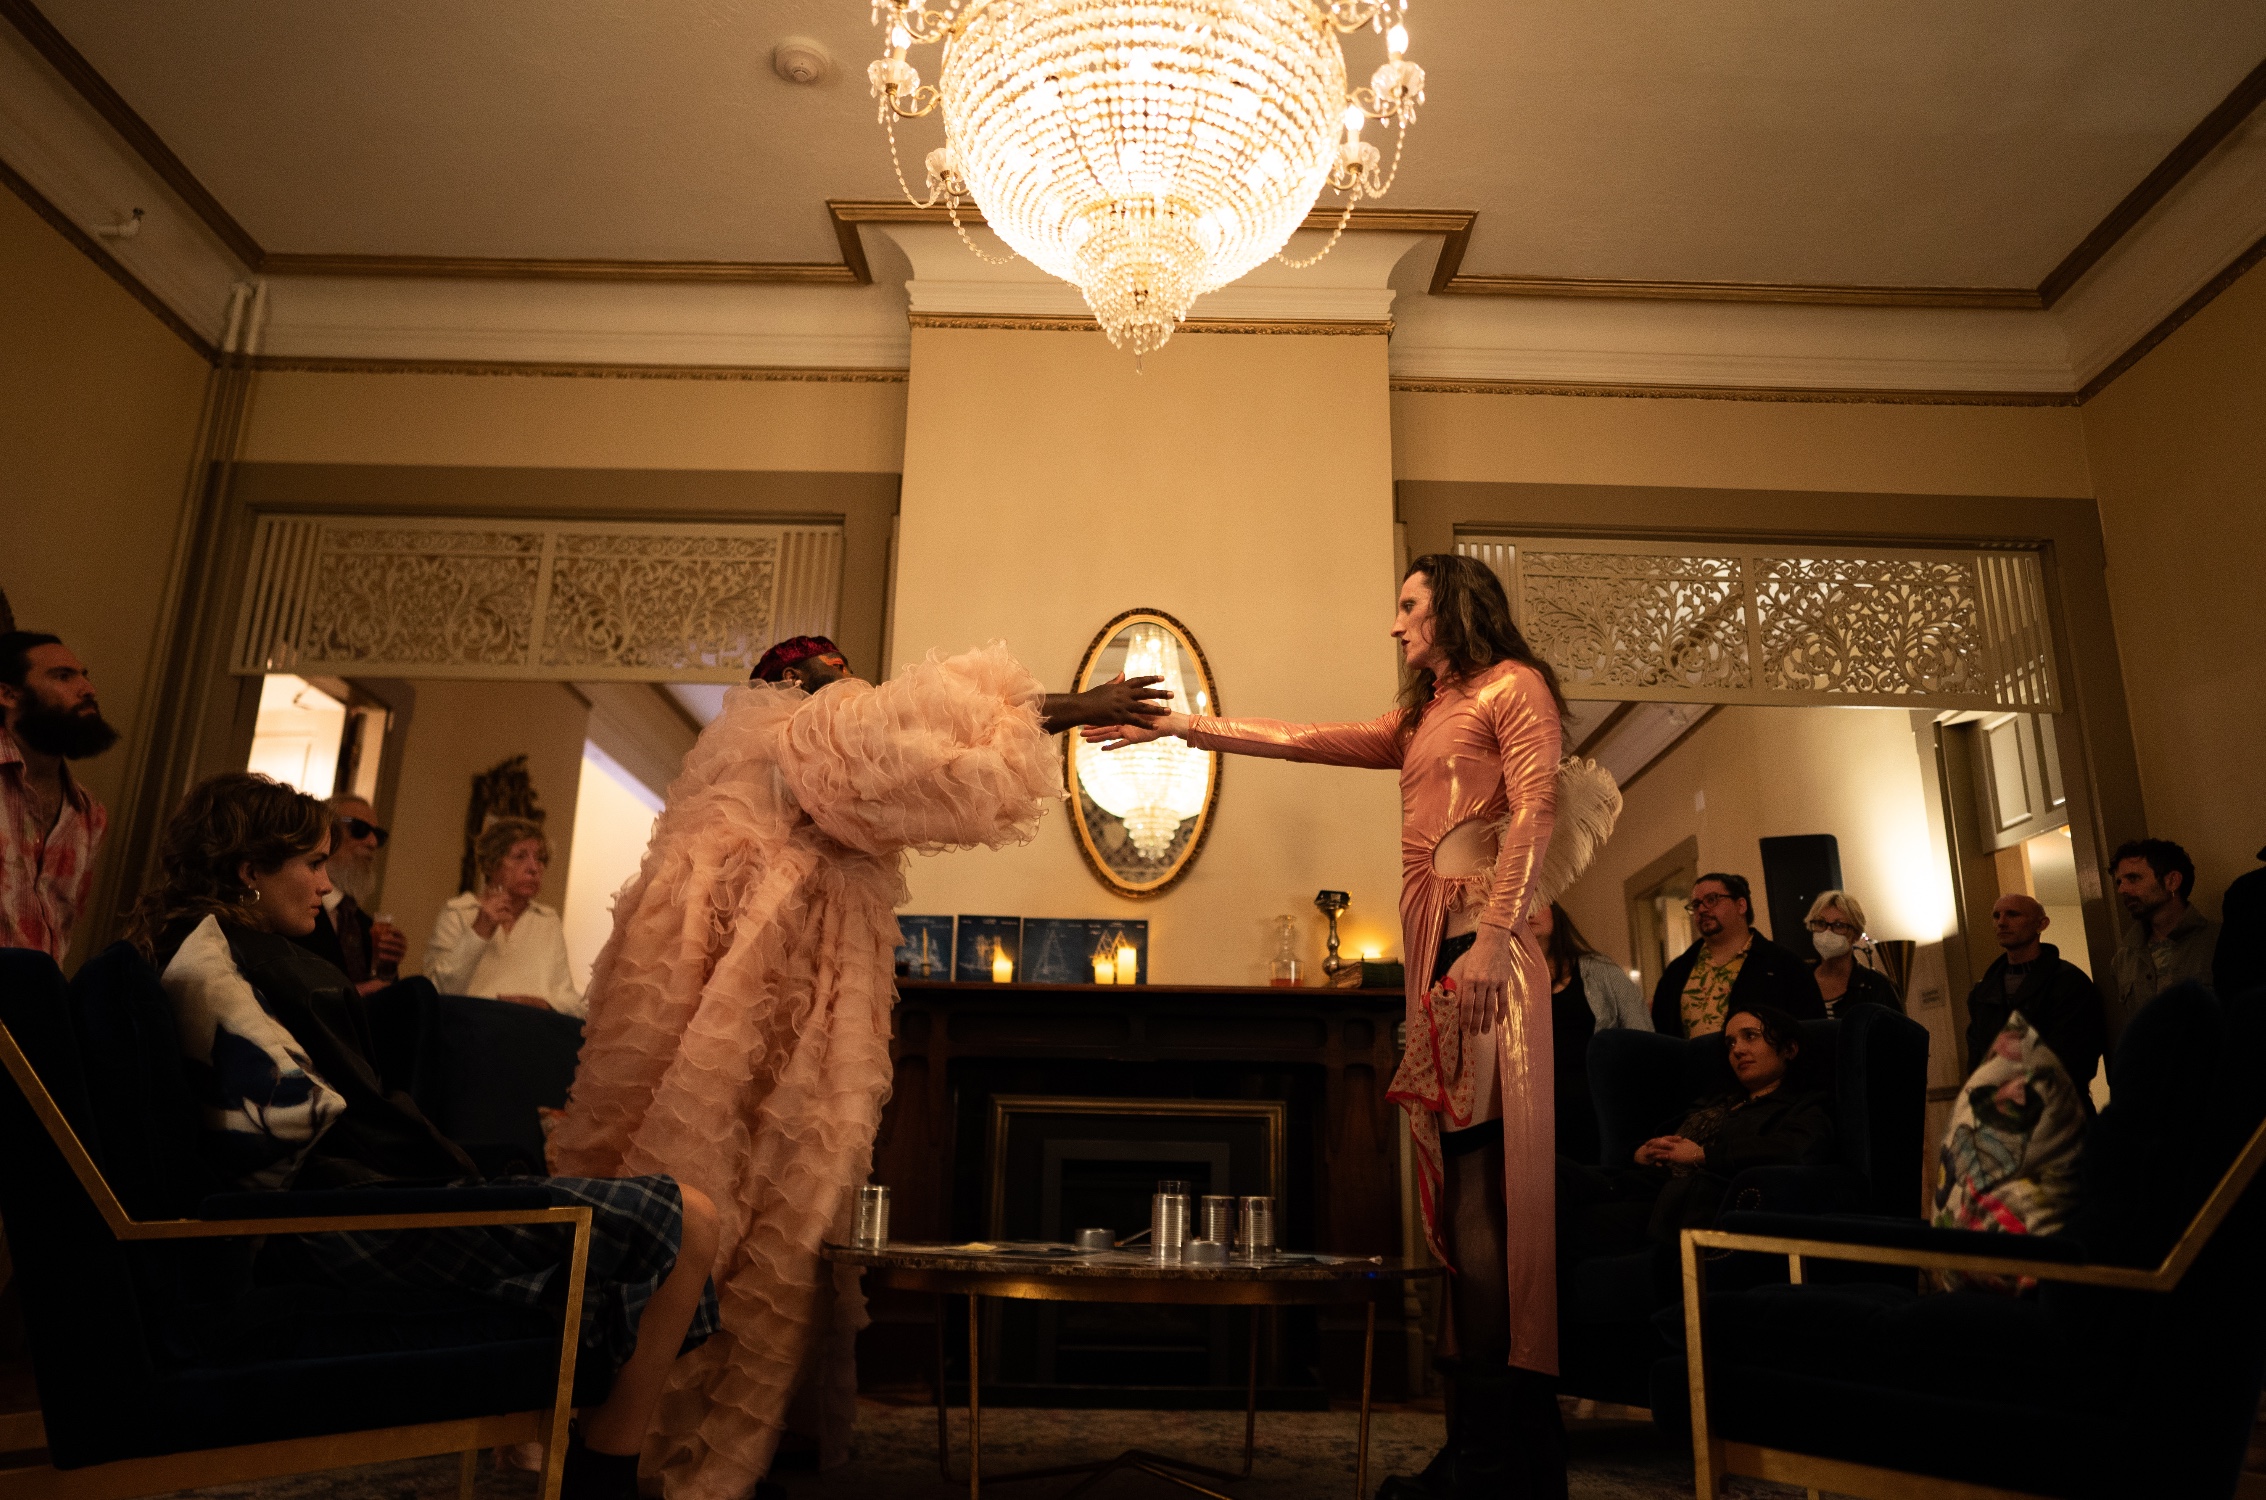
<box><xmin>1758</xmin><ymin>833</ymin><xmax>1843</xmax><ymax>962</ymax></box>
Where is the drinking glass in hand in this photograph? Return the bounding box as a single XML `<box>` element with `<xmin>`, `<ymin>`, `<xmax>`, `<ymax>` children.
<box><xmin>371</xmin><ymin>913</ymin><xmax>402</xmax><ymax>982</ymax></box>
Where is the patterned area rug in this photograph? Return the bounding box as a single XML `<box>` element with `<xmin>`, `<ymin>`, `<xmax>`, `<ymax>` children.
<box><xmin>162</xmin><ymin>1399</ymin><xmax>1824</xmax><ymax>1500</ymax></box>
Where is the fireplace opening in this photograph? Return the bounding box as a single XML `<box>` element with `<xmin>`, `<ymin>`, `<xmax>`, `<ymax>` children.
<box><xmin>980</xmin><ymin>1093</ymin><xmax>1314</xmax><ymax>1406</ymax></box>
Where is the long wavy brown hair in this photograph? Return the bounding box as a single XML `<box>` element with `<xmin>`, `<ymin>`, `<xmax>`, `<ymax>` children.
<box><xmin>1396</xmin><ymin>553</ymin><xmax>1568</xmax><ymax>735</ymax></box>
<box><xmin>124</xmin><ymin>772</ymin><xmax>331</xmax><ymax>959</ymax></box>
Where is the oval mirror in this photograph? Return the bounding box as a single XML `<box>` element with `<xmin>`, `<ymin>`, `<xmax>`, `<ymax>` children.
<box><xmin>1064</xmin><ymin>608</ymin><xmax>1222</xmax><ymax>898</ymax></box>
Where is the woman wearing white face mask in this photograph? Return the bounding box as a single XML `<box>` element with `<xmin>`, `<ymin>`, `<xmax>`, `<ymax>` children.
<box><xmin>1805</xmin><ymin>889</ymin><xmax>1904</xmax><ymax>1017</ymax></box>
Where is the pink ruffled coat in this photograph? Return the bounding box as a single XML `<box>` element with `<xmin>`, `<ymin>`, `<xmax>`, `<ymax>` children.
<box><xmin>549</xmin><ymin>646</ymin><xmax>1062</xmax><ymax>1500</ymax></box>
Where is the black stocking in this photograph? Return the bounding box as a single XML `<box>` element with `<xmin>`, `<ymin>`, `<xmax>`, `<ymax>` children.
<box><xmin>1441</xmin><ymin>1129</ymin><xmax>1511</xmax><ymax>1367</ymax></box>
<box><xmin>1433</xmin><ymin>1122</ymin><xmax>1568</xmax><ymax>1500</ymax></box>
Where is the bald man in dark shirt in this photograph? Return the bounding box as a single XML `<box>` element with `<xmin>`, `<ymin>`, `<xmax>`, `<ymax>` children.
<box><xmin>1964</xmin><ymin>893</ymin><xmax>2107</xmax><ymax>1102</ymax></box>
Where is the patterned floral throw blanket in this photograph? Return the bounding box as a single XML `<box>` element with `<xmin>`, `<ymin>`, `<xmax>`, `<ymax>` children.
<box><xmin>1931</xmin><ymin>1012</ymin><xmax>2086</xmax><ymax>1292</ymax></box>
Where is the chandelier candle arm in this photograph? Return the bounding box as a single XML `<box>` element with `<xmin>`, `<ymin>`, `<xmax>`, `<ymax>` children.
<box><xmin>868</xmin><ymin>0</ymin><xmax>1425</xmax><ymax>357</ymax></box>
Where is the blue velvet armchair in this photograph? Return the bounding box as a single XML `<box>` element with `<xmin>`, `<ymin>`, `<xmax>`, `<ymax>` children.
<box><xmin>0</xmin><ymin>945</ymin><xmax>602</xmax><ymax>1500</ymax></box>
<box><xmin>1559</xmin><ymin>1004</ymin><xmax>1931</xmax><ymax>1409</ymax></box>
<box><xmin>1676</xmin><ymin>981</ymin><xmax>2266</xmax><ymax>1499</ymax></box>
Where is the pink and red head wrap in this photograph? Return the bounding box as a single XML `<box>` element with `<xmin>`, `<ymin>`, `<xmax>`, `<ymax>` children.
<box><xmin>751</xmin><ymin>635</ymin><xmax>844</xmax><ymax>682</ymax></box>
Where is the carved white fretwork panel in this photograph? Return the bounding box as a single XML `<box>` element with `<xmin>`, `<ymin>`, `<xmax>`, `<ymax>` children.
<box><xmin>1457</xmin><ymin>536</ymin><xmax>2058</xmax><ymax>711</ymax></box>
<box><xmin>232</xmin><ymin>515</ymin><xmax>843</xmax><ymax>682</ymax></box>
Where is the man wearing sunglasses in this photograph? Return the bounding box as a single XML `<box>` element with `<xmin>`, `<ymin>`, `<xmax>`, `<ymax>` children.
<box><xmin>288</xmin><ymin>794</ymin><xmax>407</xmax><ymax>994</ymax></box>
<box><xmin>1648</xmin><ymin>871</ymin><xmax>1824</xmax><ymax>1037</ymax></box>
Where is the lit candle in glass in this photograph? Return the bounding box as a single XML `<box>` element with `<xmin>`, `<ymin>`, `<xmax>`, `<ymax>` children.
<box><xmin>1114</xmin><ymin>944</ymin><xmax>1138</xmax><ymax>985</ymax></box>
<box><xmin>1092</xmin><ymin>953</ymin><xmax>1115</xmax><ymax>985</ymax></box>
<box><xmin>991</xmin><ymin>943</ymin><xmax>1013</xmax><ymax>984</ymax></box>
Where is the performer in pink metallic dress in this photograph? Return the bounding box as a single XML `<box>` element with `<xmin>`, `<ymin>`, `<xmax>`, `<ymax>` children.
<box><xmin>550</xmin><ymin>636</ymin><xmax>1164</xmax><ymax>1500</ymax></box>
<box><xmin>1092</xmin><ymin>554</ymin><xmax>1585</xmax><ymax>1500</ymax></box>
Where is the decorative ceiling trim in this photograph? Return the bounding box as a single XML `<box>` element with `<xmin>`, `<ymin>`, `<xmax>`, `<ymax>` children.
<box><xmin>1431</xmin><ymin>274</ymin><xmax>2040</xmax><ymax>310</ymax></box>
<box><xmin>908</xmin><ymin>311</ymin><xmax>1391</xmax><ymax>336</ymax></box>
<box><xmin>2077</xmin><ymin>228</ymin><xmax>2266</xmax><ymax>402</ymax></box>
<box><xmin>7</xmin><ymin>0</ymin><xmax>2260</xmax><ymax>317</ymax></box>
<box><xmin>0</xmin><ymin>147</ymin><xmax>215</xmax><ymax>359</ymax></box>
<box><xmin>1387</xmin><ymin>376</ymin><xmax>2078</xmax><ymax>407</ymax></box>
<box><xmin>247</xmin><ymin>354</ymin><xmax>909</xmax><ymax>383</ymax></box>
<box><xmin>2037</xmin><ymin>55</ymin><xmax>2266</xmax><ymax>308</ymax></box>
<box><xmin>261</xmin><ymin>252</ymin><xmax>861</xmax><ymax>285</ymax></box>
<box><xmin>829</xmin><ymin>199</ymin><xmax>1466</xmax><ymax>286</ymax></box>
<box><xmin>0</xmin><ymin>0</ymin><xmax>262</xmax><ymax>266</ymax></box>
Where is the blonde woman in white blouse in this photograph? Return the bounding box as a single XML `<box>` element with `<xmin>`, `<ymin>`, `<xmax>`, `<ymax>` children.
<box><xmin>424</xmin><ymin>817</ymin><xmax>585</xmax><ymax>1018</ymax></box>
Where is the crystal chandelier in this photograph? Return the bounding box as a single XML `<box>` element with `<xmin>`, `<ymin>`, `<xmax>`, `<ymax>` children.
<box><xmin>1075</xmin><ymin>624</ymin><xmax>1211</xmax><ymax>859</ymax></box>
<box><xmin>869</xmin><ymin>0</ymin><xmax>1424</xmax><ymax>358</ymax></box>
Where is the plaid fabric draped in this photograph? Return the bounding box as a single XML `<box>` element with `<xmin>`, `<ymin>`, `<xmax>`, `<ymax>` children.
<box><xmin>290</xmin><ymin>1173</ymin><xmax>719</xmax><ymax>1383</ymax></box>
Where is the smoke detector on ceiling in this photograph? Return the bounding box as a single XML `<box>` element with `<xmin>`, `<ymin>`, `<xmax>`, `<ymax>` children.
<box><xmin>772</xmin><ymin>38</ymin><xmax>832</xmax><ymax>86</ymax></box>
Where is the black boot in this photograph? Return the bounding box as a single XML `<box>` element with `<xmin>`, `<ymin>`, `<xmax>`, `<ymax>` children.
<box><xmin>559</xmin><ymin>1425</ymin><xmax>641</xmax><ymax>1500</ymax></box>
<box><xmin>1375</xmin><ymin>1361</ymin><xmax>1516</xmax><ymax>1499</ymax></box>
<box><xmin>1505</xmin><ymin>1367</ymin><xmax>1567</xmax><ymax>1500</ymax></box>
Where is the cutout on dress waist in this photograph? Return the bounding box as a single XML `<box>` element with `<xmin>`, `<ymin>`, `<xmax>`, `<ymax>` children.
<box><xmin>1431</xmin><ymin>817</ymin><xmax>1497</xmax><ymax>878</ymax></box>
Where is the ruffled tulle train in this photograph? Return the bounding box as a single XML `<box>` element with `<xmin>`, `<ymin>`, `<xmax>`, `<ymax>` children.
<box><xmin>549</xmin><ymin>646</ymin><xmax>1061</xmax><ymax>1500</ymax></box>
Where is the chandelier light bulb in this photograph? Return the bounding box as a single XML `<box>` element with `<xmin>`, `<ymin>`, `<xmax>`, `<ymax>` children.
<box><xmin>870</xmin><ymin>0</ymin><xmax>1424</xmax><ymax>358</ymax></box>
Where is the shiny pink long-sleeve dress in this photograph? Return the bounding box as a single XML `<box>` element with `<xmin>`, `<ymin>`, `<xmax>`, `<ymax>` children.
<box><xmin>549</xmin><ymin>646</ymin><xmax>1064</xmax><ymax>1500</ymax></box>
<box><xmin>1182</xmin><ymin>660</ymin><xmax>1562</xmax><ymax>1372</ymax></box>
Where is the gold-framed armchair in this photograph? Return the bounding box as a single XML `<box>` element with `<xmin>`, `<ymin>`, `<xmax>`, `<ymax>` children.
<box><xmin>1678</xmin><ymin>1027</ymin><xmax>2266</xmax><ymax>1500</ymax></box>
<box><xmin>0</xmin><ymin>947</ymin><xmax>594</xmax><ymax>1500</ymax></box>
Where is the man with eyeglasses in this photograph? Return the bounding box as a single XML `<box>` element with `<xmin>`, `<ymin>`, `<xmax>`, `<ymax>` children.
<box><xmin>1648</xmin><ymin>871</ymin><xmax>1823</xmax><ymax>1037</ymax></box>
<box><xmin>288</xmin><ymin>794</ymin><xmax>407</xmax><ymax>995</ymax></box>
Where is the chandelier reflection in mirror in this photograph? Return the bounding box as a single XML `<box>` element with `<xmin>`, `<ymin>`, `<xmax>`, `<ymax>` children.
<box><xmin>868</xmin><ymin>0</ymin><xmax>1425</xmax><ymax>358</ymax></box>
<box><xmin>1065</xmin><ymin>609</ymin><xmax>1223</xmax><ymax>897</ymax></box>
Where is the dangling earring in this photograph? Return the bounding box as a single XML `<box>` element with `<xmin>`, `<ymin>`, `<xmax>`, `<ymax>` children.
<box><xmin>244</xmin><ymin>888</ymin><xmax>262</xmax><ymax>906</ymax></box>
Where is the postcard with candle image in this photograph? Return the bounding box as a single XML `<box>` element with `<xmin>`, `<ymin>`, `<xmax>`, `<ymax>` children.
<box><xmin>1022</xmin><ymin>918</ymin><xmax>1149</xmax><ymax>985</ymax></box>
<box><xmin>893</xmin><ymin>915</ymin><xmax>955</xmax><ymax>979</ymax></box>
<box><xmin>953</xmin><ymin>916</ymin><xmax>1023</xmax><ymax>983</ymax></box>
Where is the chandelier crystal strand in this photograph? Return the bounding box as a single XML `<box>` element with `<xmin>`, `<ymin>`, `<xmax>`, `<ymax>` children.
<box><xmin>871</xmin><ymin>0</ymin><xmax>1423</xmax><ymax>357</ymax></box>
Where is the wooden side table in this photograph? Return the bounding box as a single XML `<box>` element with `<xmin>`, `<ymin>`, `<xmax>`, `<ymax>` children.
<box><xmin>826</xmin><ymin>1242</ymin><xmax>1439</xmax><ymax>1500</ymax></box>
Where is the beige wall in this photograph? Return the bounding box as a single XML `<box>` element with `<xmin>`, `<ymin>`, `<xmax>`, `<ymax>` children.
<box><xmin>379</xmin><ymin>678</ymin><xmax>591</xmax><ymax>979</ymax></box>
<box><xmin>1559</xmin><ymin>705</ymin><xmax>1968</xmax><ymax>1093</ymax></box>
<box><xmin>2081</xmin><ymin>261</ymin><xmax>2266</xmax><ymax>914</ymax></box>
<box><xmin>891</xmin><ymin>328</ymin><xmax>1406</xmax><ymax>982</ymax></box>
<box><xmin>0</xmin><ymin>187</ymin><xmax>210</xmax><ymax>958</ymax></box>
<box><xmin>243</xmin><ymin>369</ymin><xmax>907</xmax><ymax>474</ymax></box>
<box><xmin>1392</xmin><ymin>390</ymin><xmax>2093</xmax><ymax>497</ymax></box>
<box><xmin>1559</xmin><ymin>706</ymin><xmax>1954</xmax><ymax>969</ymax></box>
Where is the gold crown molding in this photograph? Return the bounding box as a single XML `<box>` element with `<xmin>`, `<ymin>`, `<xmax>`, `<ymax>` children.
<box><xmin>1389</xmin><ymin>376</ymin><xmax>2079</xmax><ymax>407</ymax></box>
<box><xmin>9</xmin><ymin>0</ymin><xmax>2261</xmax><ymax>313</ymax></box>
<box><xmin>247</xmin><ymin>355</ymin><xmax>908</xmax><ymax>383</ymax></box>
<box><xmin>0</xmin><ymin>148</ymin><xmax>215</xmax><ymax>360</ymax></box>
<box><xmin>260</xmin><ymin>252</ymin><xmax>861</xmax><ymax>285</ymax></box>
<box><xmin>2076</xmin><ymin>227</ymin><xmax>2266</xmax><ymax>401</ymax></box>
<box><xmin>909</xmin><ymin>311</ymin><xmax>1391</xmax><ymax>336</ymax></box>
<box><xmin>2039</xmin><ymin>54</ymin><xmax>2266</xmax><ymax>307</ymax></box>
<box><xmin>1432</xmin><ymin>274</ymin><xmax>2042</xmax><ymax>310</ymax></box>
<box><xmin>0</xmin><ymin>0</ymin><xmax>263</xmax><ymax>265</ymax></box>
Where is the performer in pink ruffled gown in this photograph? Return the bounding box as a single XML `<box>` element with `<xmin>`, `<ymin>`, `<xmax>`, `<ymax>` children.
<box><xmin>549</xmin><ymin>636</ymin><xmax>1163</xmax><ymax>1500</ymax></box>
<box><xmin>1092</xmin><ymin>555</ymin><xmax>1590</xmax><ymax>1500</ymax></box>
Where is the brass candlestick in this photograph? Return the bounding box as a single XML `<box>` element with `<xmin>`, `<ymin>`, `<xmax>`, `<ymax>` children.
<box><xmin>1314</xmin><ymin>890</ymin><xmax>1351</xmax><ymax>976</ymax></box>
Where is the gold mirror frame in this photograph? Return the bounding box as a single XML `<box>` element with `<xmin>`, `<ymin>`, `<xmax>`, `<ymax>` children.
<box><xmin>1063</xmin><ymin>608</ymin><xmax>1223</xmax><ymax>899</ymax></box>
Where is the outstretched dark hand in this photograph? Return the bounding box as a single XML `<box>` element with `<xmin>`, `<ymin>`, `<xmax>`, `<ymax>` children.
<box><xmin>1040</xmin><ymin>674</ymin><xmax>1171</xmax><ymax>734</ymax></box>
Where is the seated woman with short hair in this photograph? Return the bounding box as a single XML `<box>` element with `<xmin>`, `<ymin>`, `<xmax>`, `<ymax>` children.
<box><xmin>1560</xmin><ymin>1004</ymin><xmax>1836</xmax><ymax>1262</ymax></box>
<box><xmin>425</xmin><ymin>817</ymin><xmax>585</xmax><ymax>1017</ymax></box>
<box><xmin>124</xmin><ymin>772</ymin><xmax>716</xmax><ymax>1500</ymax></box>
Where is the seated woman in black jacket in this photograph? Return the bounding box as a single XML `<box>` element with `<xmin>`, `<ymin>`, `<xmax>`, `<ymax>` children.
<box><xmin>1560</xmin><ymin>1004</ymin><xmax>1836</xmax><ymax>1262</ymax></box>
<box><xmin>124</xmin><ymin>772</ymin><xmax>719</xmax><ymax>1500</ymax></box>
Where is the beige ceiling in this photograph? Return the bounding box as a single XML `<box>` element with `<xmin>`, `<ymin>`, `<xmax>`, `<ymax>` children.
<box><xmin>31</xmin><ymin>0</ymin><xmax>2266</xmax><ymax>287</ymax></box>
